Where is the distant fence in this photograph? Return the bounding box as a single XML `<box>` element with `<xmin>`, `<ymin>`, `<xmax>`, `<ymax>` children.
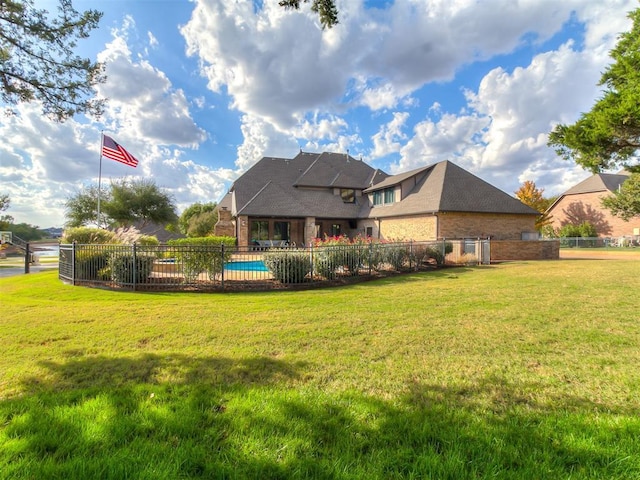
<box><xmin>58</xmin><ymin>239</ymin><xmax>490</xmax><ymax>292</ymax></box>
<box><xmin>558</xmin><ymin>237</ymin><xmax>640</xmax><ymax>248</ymax></box>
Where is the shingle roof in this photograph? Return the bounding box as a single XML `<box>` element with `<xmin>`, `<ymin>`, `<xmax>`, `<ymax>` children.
<box><xmin>293</xmin><ymin>151</ymin><xmax>384</xmax><ymax>188</ymax></box>
<box><xmin>228</xmin><ymin>154</ymin><xmax>537</xmax><ymax>220</ymax></box>
<box><xmin>563</xmin><ymin>172</ymin><xmax>630</xmax><ymax>195</ymax></box>
<box><xmin>231</xmin><ymin>152</ymin><xmax>384</xmax><ymax>218</ymax></box>
<box><xmin>362</xmin><ymin>160</ymin><xmax>538</xmax><ymax>218</ymax></box>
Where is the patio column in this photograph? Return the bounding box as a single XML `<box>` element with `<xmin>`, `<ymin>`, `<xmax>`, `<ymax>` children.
<box><xmin>304</xmin><ymin>217</ymin><xmax>316</xmax><ymax>246</ymax></box>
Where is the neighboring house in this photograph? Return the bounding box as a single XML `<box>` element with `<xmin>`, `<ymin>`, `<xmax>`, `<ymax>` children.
<box><xmin>546</xmin><ymin>171</ymin><xmax>640</xmax><ymax>238</ymax></box>
<box><xmin>215</xmin><ymin>151</ymin><xmax>540</xmax><ymax>249</ymax></box>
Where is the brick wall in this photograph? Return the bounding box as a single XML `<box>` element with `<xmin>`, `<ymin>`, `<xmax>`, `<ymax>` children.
<box><xmin>490</xmin><ymin>240</ymin><xmax>559</xmax><ymax>262</ymax></box>
<box><xmin>379</xmin><ymin>215</ymin><xmax>437</xmax><ymax>240</ymax></box>
<box><xmin>213</xmin><ymin>207</ymin><xmax>235</xmax><ymax>237</ymax></box>
<box><xmin>439</xmin><ymin>212</ymin><xmax>536</xmax><ymax>240</ymax></box>
<box><xmin>548</xmin><ymin>193</ymin><xmax>640</xmax><ymax>237</ymax></box>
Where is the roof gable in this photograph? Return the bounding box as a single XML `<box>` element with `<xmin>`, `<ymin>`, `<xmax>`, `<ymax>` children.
<box><xmin>363</xmin><ymin>160</ymin><xmax>538</xmax><ymax>217</ymax></box>
<box><xmin>294</xmin><ymin>152</ymin><xmax>382</xmax><ymax>189</ymax></box>
<box><xmin>564</xmin><ymin>172</ymin><xmax>630</xmax><ymax>196</ymax></box>
<box><xmin>231</xmin><ymin>152</ymin><xmax>382</xmax><ymax>218</ymax></box>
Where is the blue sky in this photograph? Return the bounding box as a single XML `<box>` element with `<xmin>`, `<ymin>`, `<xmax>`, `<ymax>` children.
<box><xmin>0</xmin><ymin>0</ymin><xmax>635</xmax><ymax>228</ymax></box>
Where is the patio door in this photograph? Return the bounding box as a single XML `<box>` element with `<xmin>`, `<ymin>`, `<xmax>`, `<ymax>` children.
<box><xmin>274</xmin><ymin>221</ymin><xmax>290</xmax><ymax>242</ymax></box>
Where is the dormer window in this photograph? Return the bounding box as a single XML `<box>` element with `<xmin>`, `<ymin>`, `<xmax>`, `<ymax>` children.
<box><xmin>341</xmin><ymin>188</ymin><xmax>356</xmax><ymax>203</ymax></box>
<box><xmin>373</xmin><ymin>187</ymin><xmax>395</xmax><ymax>206</ymax></box>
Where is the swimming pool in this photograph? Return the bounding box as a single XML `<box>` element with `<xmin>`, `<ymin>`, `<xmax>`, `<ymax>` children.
<box><xmin>224</xmin><ymin>260</ymin><xmax>269</xmax><ymax>272</ymax></box>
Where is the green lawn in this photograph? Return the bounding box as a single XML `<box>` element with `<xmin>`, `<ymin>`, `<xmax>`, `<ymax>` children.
<box><xmin>1</xmin><ymin>260</ymin><xmax>639</xmax><ymax>479</ymax></box>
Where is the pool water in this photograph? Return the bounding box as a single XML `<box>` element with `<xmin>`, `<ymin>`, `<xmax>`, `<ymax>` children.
<box><xmin>225</xmin><ymin>260</ymin><xmax>269</xmax><ymax>272</ymax></box>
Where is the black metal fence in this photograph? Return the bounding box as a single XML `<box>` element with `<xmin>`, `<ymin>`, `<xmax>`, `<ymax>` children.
<box><xmin>59</xmin><ymin>239</ymin><xmax>488</xmax><ymax>292</ymax></box>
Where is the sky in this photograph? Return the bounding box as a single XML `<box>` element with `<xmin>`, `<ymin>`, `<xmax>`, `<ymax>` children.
<box><xmin>0</xmin><ymin>0</ymin><xmax>635</xmax><ymax>228</ymax></box>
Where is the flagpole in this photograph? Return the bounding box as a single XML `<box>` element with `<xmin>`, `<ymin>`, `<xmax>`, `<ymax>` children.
<box><xmin>97</xmin><ymin>131</ymin><xmax>104</xmax><ymax>228</ymax></box>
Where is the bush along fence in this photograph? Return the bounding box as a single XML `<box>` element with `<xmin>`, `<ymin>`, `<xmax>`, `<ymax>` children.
<box><xmin>58</xmin><ymin>238</ymin><xmax>490</xmax><ymax>292</ymax></box>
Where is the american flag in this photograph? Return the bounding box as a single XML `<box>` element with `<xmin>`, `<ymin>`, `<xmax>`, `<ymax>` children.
<box><xmin>101</xmin><ymin>135</ymin><xmax>139</xmax><ymax>167</ymax></box>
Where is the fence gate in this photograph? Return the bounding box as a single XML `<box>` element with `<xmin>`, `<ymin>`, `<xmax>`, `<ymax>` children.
<box><xmin>478</xmin><ymin>239</ymin><xmax>490</xmax><ymax>264</ymax></box>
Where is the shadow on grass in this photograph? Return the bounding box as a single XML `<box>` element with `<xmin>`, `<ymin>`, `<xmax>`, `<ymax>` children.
<box><xmin>2</xmin><ymin>354</ymin><xmax>639</xmax><ymax>479</ymax></box>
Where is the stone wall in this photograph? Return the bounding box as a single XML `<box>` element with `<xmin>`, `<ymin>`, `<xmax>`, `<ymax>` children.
<box><xmin>490</xmin><ymin>240</ymin><xmax>559</xmax><ymax>262</ymax></box>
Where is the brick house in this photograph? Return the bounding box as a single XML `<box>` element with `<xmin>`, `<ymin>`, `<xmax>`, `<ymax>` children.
<box><xmin>215</xmin><ymin>152</ymin><xmax>544</xmax><ymax>257</ymax></box>
<box><xmin>546</xmin><ymin>171</ymin><xmax>640</xmax><ymax>238</ymax></box>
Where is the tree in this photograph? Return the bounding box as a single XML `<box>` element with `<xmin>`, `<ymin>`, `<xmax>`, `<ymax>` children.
<box><xmin>0</xmin><ymin>193</ymin><xmax>9</xmax><ymax>211</ymax></box>
<box><xmin>64</xmin><ymin>184</ymin><xmax>107</xmax><ymax>228</ymax></box>
<box><xmin>65</xmin><ymin>180</ymin><xmax>177</xmax><ymax>228</ymax></box>
<box><xmin>9</xmin><ymin>222</ymin><xmax>45</xmax><ymax>241</ymax></box>
<box><xmin>106</xmin><ymin>179</ymin><xmax>177</xmax><ymax>227</ymax></box>
<box><xmin>0</xmin><ymin>0</ymin><xmax>105</xmax><ymax>121</ymax></box>
<box><xmin>548</xmin><ymin>8</ymin><xmax>640</xmax><ymax>173</ymax></box>
<box><xmin>601</xmin><ymin>173</ymin><xmax>640</xmax><ymax>221</ymax></box>
<box><xmin>178</xmin><ymin>202</ymin><xmax>218</xmax><ymax>237</ymax></box>
<box><xmin>279</xmin><ymin>0</ymin><xmax>339</xmax><ymax>29</ymax></box>
<box><xmin>515</xmin><ymin>181</ymin><xmax>554</xmax><ymax>231</ymax></box>
<box><xmin>558</xmin><ymin>221</ymin><xmax>598</xmax><ymax>238</ymax></box>
<box><xmin>0</xmin><ymin>193</ymin><xmax>13</xmax><ymax>230</ymax></box>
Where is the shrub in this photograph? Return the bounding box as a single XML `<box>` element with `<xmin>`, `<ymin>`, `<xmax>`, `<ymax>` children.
<box><xmin>559</xmin><ymin>221</ymin><xmax>597</xmax><ymax>238</ymax></box>
<box><xmin>136</xmin><ymin>235</ymin><xmax>160</xmax><ymax>246</ymax></box>
<box><xmin>263</xmin><ymin>249</ymin><xmax>311</xmax><ymax>283</ymax></box>
<box><xmin>73</xmin><ymin>246</ymin><xmax>114</xmax><ymax>281</ymax></box>
<box><xmin>109</xmin><ymin>252</ymin><xmax>155</xmax><ymax>285</ymax></box>
<box><xmin>422</xmin><ymin>246</ymin><xmax>444</xmax><ymax>265</ymax></box>
<box><xmin>382</xmin><ymin>243</ymin><xmax>410</xmax><ymax>270</ymax></box>
<box><xmin>61</xmin><ymin>227</ymin><xmax>118</xmax><ymax>244</ymax></box>
<box><xmin>168</xmin><ymin>236</ymin><xmax>236</xmax><ymax>282</ymax></box>
<box><xmin>312</xmin><ymin>235</ymin><xmax>367</xmax><ymax>278</ymax></box>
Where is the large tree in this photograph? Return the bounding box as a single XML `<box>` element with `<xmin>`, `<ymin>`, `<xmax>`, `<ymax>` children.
<box><xmin>601</xmin><ymin>173</ymin><xmax>640</xmax><ymax>221</ymax></box>
<box><xmin>0</xmin><ymin>0</ymin><xmax>105</xmax><ymax>121</ymax></box>
<box><xmin>279</xmin><ymin>0</ymin><xmax>339</xmax><ymax>29</ymax></box>
<box><xmin>177</xmin><ymin>202</ymin><xmax>218</xmax><ymax>237</ymax></box>
<box><xmin>548</xmin><ymin>7</ymin><xmax>640</xmax><ymax>220</ymax></box>
<box><xmin>0</xmin><ymin>193</ymin><xmax>12</xmax><ymax>230</ymax></box>
<box><xmin>515</xmin><ymin>181</ymin><xmax>555</xmax><ymax>231</ymax></box>
<box><xmin>548</xmin><ymin>8</ymin><xmax>640</xmax><ymax>173</ymax></box>
<box><xmin>65</xmin><ymin>180</ymin><xmax>177</xmax><ymax>228</ymax></box>
<box><xmin>0</xmin><ymin>193</ymin><xmax>9</xmax><ymax>211</ymax></box>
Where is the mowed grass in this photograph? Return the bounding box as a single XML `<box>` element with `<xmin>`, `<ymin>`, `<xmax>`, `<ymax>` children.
<box><xmin>1</xmin><ymin>260</ymin><xmax>639</xmax><ymax>479</ymax></box>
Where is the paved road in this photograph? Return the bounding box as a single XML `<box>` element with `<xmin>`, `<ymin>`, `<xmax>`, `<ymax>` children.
<box><xmin>0</xmin><ymin>263</ymin><xmax>59</xmax><ymax>278</ymax></box>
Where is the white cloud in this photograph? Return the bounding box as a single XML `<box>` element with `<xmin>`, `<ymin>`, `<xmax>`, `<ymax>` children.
<box><xmin>385</xmin><ymin>0</ymin><xmax>634</xmax><ymax>195</ymax></box>
<box><xmin>96</xmin><ymin>31</ymin><xmax>207</xmax><ymax>148</ymax></box>
<box><xmin>181</xmin><ymin>0</ymin><xmax>583</xmax><ymax>129</ymax></box>
<box><xmin>370</xmin><ymin>112</ymin><xmax>410</xmax><ymax>159</ymax></box>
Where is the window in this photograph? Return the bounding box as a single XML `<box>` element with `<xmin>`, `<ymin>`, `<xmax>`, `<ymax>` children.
<box><xmin>341</xmin><ymin>188</ymin><xmax>355</xmax><ymax>203</ymax></box>
<box><xmin>384</xmin><ymin>187</ymin><xmax>395</xmax><ymax>204</ymax></box>
<box><xmin>372</xmin><ymin>187</ymin><xmax>395</xmax><ymax>206</ymax></box>
<box><xmin>274</xmin><ymin>221</ymin><xmax>290</xmax><ymax>241</ymax></box>
<box><xmin>366</xmin><ymin>227</ymin><xmax>373</xmax><ymax>237</ymax></box>
<box><xmin>250</xmin><ymin>220</ymin><xmax>269</xmax><ymax>241</ymax></box>
<box><xmin>331</xmin><ymin>224</ymin><xmax>341</xmax><ymax>236</ymax></box>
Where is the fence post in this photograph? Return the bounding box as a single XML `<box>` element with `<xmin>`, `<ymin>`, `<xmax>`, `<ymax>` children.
<box><xmin>72</xmin><ymin>241</ymin><xmax>76</xmax><ymax>285</ymax></box>
<box><xmin>368</xmin><ymin>242</ymin><xmax>373</xmax><ymax>275</ymax></box>
<box><xmin>132</xmin><ymin>243</ymin><xmax>137</xmax><ymax>291</ymax></box>
<box><xmin>24</xmin><ymin>242</ymin><xmax>30</xmax><ymax>274</ymax></box>
<box><xmin>310</xmin><ymin>243</ymin><xmax>314</xmax><ymax>284</ymax></box>
<box><xmin>221</xmin><ymin>243</ymin><xmax>225</xmax><ymax>290</ymax></box>
<box><xmin>410</xmin><ymin>240</ymin><xmax>414</xmax><ymax>269</ymax></box>
<box><xmin>441</xmin><ymin>237</ymin><xmax>446</xmax><ymax>264</ymax></box>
